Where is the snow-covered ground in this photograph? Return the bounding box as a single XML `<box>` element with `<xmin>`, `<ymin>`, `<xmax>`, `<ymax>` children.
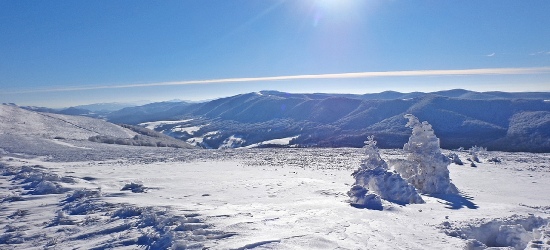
<box><xmin>244</xmin><ymin>136</ymin><xmax>299</xmax><ymax>148</ymax></box>
<box><xmin>171</xmin><ymin>125</ymin><xmax>203</xmax><ymax>135</ymax></box>
<box><xmin>0</xmin><ymin>105</ymin><xmax>136</xmax><ymax>140</ymax></box>
<box><xmin>1</xmin><ymin>142</ymin><xmax>549</xmax><ymax>249</ymax></box>
<box><xmin>1</xmin><ymin>104</ymin><xmax>549</xmax><ymax>249</ymax></box>
<box><xmin>139</xmin><ymin>120</ymin><xmax>194</xmax><ymax>131</ymax></box>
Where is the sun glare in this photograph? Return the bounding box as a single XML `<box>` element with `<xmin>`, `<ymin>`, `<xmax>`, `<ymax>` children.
<box><xmin>315</xmin><ymin>0</ymin><xmax>361</xmax><ymax>13</ymax></box>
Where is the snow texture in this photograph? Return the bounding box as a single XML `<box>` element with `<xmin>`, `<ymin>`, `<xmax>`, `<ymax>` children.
<box><xmin>441</xmin><ymin>214</ymin><xmax>549</xmax><ymax>250</ymax></box>
<box><xmin>0</xmin><ymin>104</ymin><xmax>136</xmax><ymax>140</ymax></box>
<box><xmin>171</xmin><ymin>125</ymin><xmax>202</xmax><ymax>135</ymax></box>
<box><xmin>244</xmin><ymin>136</ymin><xmax>299</xmax><ymax>148</ymax></box>
<box><xmin>0</xmin><ymin>164</ymin><xmax>229</xmax><ymax>249</ymax></box>
<box><xmin>395</xmin><ymin>114</ymin><xmax>459</xmax><ymax>195</ymax></box>
<box><xmin>1</xmin><ymin>146</ymin><xmax>550</xmax><ymax>249</ymax></box>
<box><xmin>139</xmin><ymin>119</ymin><xmax>193</xmax><ymax>130</ymax></box>
<box><xmin>348</xmin><ymin>136</ymin><xmax>424</xmax><ymax>209</ymax></box>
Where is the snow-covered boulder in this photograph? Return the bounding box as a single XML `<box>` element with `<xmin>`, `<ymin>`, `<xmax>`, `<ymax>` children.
<box><xmin>448</xmin><ymin>152</ymin><xmax>464</xmax><ymax>165</ymax></box>
<box><xmin>394</xmin><ymin>114</ymin><xmax>459</xmax><ymax>195</ymax></box>
<box><xmin>348</xmin><ymin>136</ymin><xmax>424</xmax><ymax>209</ymax></box>
<box><xmin>32</xmin><ymin>180</ymin><xmax>65</xmax><ymax>195</ymax></box>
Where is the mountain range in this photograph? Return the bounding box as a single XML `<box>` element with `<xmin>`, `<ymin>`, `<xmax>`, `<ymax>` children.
<box><xmin>21</xmin><ymin>89</ymin><xmax>550</xmax><ymax>152</ymax></box>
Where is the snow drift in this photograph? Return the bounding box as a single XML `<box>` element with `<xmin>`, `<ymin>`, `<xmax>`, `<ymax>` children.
<box><xmin>441</xmin><ymin>214</ymin><xmax>550</xmax><ymax>250</ymax></box>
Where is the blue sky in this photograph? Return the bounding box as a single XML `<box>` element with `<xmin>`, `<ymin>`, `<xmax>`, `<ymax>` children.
<box><xmin>1</xmin><ymin>0</ymin><xmax>549</xmax><ymax>107</ymax></box>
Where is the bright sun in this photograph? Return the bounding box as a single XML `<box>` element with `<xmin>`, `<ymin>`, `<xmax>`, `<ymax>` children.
<box><xmin>315</xmin><ymin>0</ymin><xmax>358</xmax><ymax>12</ymax></box>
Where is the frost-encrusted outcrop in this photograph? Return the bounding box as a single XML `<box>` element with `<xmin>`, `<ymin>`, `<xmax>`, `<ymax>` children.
<box><xmin>395</xmin><ymin>114</ymin><xmax>459</xmax><ymax>195</ymax></box>
<box><xmin>348</xmin><ymin>137</ymin><xmax>424</xmax><ymax>209</ymax></box>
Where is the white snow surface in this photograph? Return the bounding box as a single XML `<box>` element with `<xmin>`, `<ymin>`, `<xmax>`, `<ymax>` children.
<box><xmin>1</xmin><ymin>144</ymin><xmax>550</xmax><ymax>249</ymax></box>
<box><xmin>244</xmin><ymin>136</ymin><xmax>298</xmax><ymax>148</ymax></box>
<box><xmin>171</xmin><ymin>125</ymin><xmax>202</xmax><ymax>135</ymax></box>
<box><xmin>0</xmin><ymin>104</ymin><xmax>136</xmax><ymax>140</ymax></box>
<box><xmin>139</xmin><ymin>119</ymin><xmax>193</xmax><ymax>130</ymax></box>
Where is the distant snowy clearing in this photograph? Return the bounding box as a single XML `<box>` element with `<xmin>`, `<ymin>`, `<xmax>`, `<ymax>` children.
<box><xmin>171</xmin><ymin>125</ymin><xmax>203</xmax><ymax>135</ymax></box>
<box><xmin>1</xmin><ymin>146</ymin><xmax>549</xmax><ymax>249</ymax></box>
<box><xmin>244</xmin><ymin>136</ymin><xmax>299</xmax><ymax>148</ymax></box>
<box><xmin>139</xmin><ymin>119</ymin><xmax>194</xmax><ymax>130</ymax></box>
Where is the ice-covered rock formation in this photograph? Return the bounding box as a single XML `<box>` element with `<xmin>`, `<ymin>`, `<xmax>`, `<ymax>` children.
<box><xmin>348</xmin><ymin>136</ymin><xmax>424</xmax><ymax>209</ymax></box>
<box><xmin>395</xmin><ymin>114</ymin><xmax>459</xmax><ymax>195</ymax></box>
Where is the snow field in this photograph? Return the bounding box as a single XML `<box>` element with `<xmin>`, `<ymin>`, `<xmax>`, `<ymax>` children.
<box><xmin>440</xmin><ymin>215</ymin><xmax>550</xmax><ymax>249</ymax></box>
<box><xmin>0</xmin><ymin>162</ymin><xmax>230</xmax><ymax>249</ymax></box>
<box><xmin>0</xmin><ymin>105</ymin><xmax>136</xmax><ymax>140</ymax></box>
<box><xmin>244</xmin><ymin>136</ymin><xmax>299</xmax><ymax>148</ymax></box>
<box><xmin>1</xmin><ymin>147</ymin><xmax>549</xmax><ymax>249</ymax></box>
<box><xmin>139</xmin><ymin>120</ymin><xmax>194</xmax><ymax>131</ymax></box>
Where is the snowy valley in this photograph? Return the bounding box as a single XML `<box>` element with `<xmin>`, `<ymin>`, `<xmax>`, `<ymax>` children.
<box><xmin>25</xmin><ymin>90</ymin><xmax>550</xmax><ymax>152</ymax></box>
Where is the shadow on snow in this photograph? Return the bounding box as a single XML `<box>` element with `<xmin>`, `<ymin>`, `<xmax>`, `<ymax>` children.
<box><xmin>428</xmin><ymin>192</ymin><xmax>479</xmax><ymax>210</ymax></box>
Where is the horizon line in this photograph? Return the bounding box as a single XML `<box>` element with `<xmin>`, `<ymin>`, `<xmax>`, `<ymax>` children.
<box><xmin>5</xmin><ymin>66</ymin><xmax>550</xmax><ymax>94</ymax></box>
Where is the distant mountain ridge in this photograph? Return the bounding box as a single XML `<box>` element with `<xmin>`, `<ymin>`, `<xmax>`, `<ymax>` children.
<box><xmin>19</xmin><ymin>89</ymin><xmax>550</xmax><ymax>152</ymax></box>
<box><xmin>259</xmin><ymin>89</ymin><xmax>550</xmax><ymax>100</ymax></box>
<box><xmin>98</xmin><ymin>89</ymin><xmax>550</xmax><ymax>152</ymax></box>
<box><xmin>73</xmin><ymin>101</ymin><xmax>149</xmax><ymax>112</ymax></box>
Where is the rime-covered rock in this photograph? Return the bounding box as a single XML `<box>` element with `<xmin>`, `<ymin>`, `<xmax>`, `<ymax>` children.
<box><xmin>394</xmin><ymin>114</ymin><xmax>459</xmax><ymax>195</ymax></box>
<box><xmin>348</xmin><ymin>136</ymin><xmax>424</xmax><ymax>209</ymax></box>
<box><xmin>448</xmin><ymin>153</ymin><xmax>463</xmax><ymax>165</ymax></box>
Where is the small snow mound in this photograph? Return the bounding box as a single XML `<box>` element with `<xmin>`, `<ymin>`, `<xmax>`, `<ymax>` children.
<box><xmin>62</xmin><ymin>189</ymin><xmax>104</xmax><ymax>215</ymax></box>
<box><xmin>529</xmin><ymin>222</ymin><xmax>550</xmax><ymax>249</ymax></box>
<box><xmin>348</xmin><ymin>136</ymin><xmax>423</xmax><ymax>209</ymax></box>
<box><xmin>495</xmin><ymin>224</ymin><xmax>532</xmax><ymax>249</ymax></box>
<box><xmin>121</xmin><ymin>182</ymin><xmax>147</xmax><ymax>193</ymax></box>
<box><xmin>448</xmin><ymin>152</ymin><xmax>464</xmax><ymax>165</ymax></box>
<box><xmin>109</xmin><ymin>205</ymin><xmax>229</xmax><ymax>249</ymax></box>
<box><xmin>441</xmin><ymin>214</ymin><xmax>548</xmax><ymax>250</ymax></box>
<box><xmin>463</xmin><ymin>239</ymin><xmax>487</xmax><ymax>250</ymax></box>
<box><xmin>32</xmin><ymin>180</ymin><xmax>66</xmax><ymax>194</ymax></box>
<box><xmin>348</xmin><ymin>185</ymin><xmax>383</xmax><ymax>210</ymax></box>
<box><xmin>12</xmin><ymin>165</ymin><xmax>72</xmax><ymax>194</ymax></box>
<box><xmin>65</xmin><ymin>188</ymin><xmax>102</xmax><ymax>203</ymax></box>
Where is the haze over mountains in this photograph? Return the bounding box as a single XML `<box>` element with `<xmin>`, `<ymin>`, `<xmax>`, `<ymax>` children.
<box><xmin>20</xmin><ymin>89</ymin><xmax>550</xmax><ymax>152</ymax></box>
